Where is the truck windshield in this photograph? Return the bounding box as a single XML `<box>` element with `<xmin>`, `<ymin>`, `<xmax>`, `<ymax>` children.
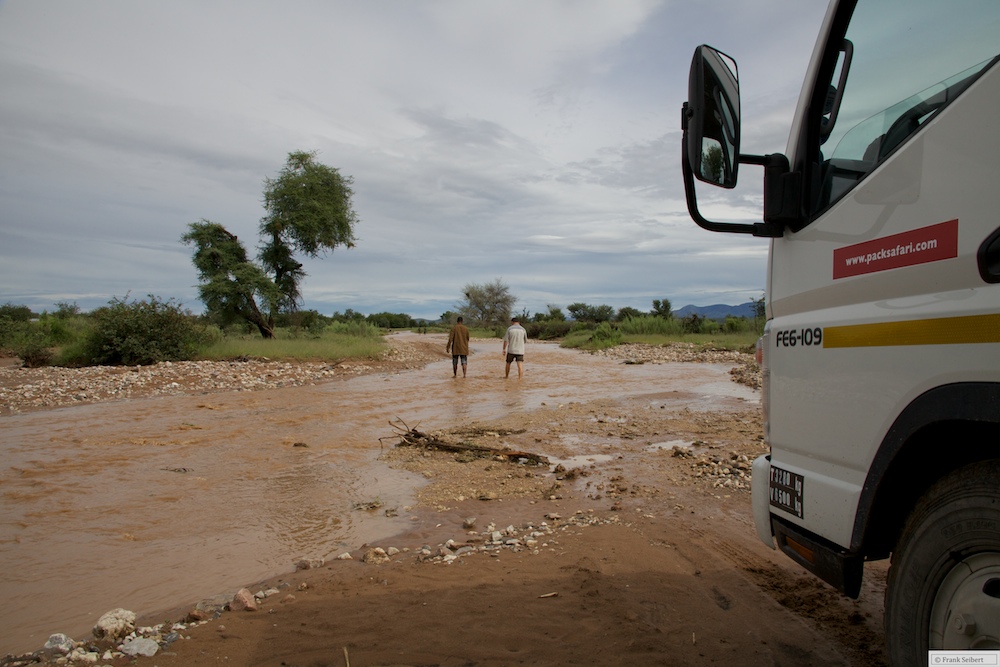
<box><xmin>813</xmin><ymin>0</ymin><xmax>1000</xmax><ymax>212</ymax></box>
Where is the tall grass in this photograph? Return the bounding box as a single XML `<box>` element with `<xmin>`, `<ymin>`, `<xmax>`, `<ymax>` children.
<box><xmin>561</xmin><ymin>315</ymin><xmax>760</xmax><ymax>352</ymax></box>
<box><xmin>197</xmin><ymin>321</ymin><xmax>385</xmax><ymax>361</ymax></box>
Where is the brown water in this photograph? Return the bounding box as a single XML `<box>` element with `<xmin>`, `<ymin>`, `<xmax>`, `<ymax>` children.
<box><xmin>0</xmin><ymin>335</ymin><xmax>756</xmax><ymax>654</ymax></box>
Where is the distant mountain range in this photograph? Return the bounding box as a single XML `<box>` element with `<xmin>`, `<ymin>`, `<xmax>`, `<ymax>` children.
<box><xmin>673</xmin><ymin>302</ymin><xmax>758</xmax><ymax>320</ymax></box>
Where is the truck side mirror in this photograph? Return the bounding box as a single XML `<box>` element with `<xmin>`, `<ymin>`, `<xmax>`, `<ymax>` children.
<box><xmin>684</xmin><ymin>45</ymin><xmax>741</xmax><ymax>188</ymax></box>
<box><xmin>681</xmin><ymin>44</ymin><xmax>789</xmax><ymax>237</ymax></box>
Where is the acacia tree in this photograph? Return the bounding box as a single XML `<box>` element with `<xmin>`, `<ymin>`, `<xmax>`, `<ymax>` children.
<box><xmin>183</xmin><ymin>151</ymin><xmax>358</xmax><ymax>338</ymax></box>
<box><xmin>651</xmin><ymin>298</ymin><xmax>673</xmax><ymax>319</ymax></box>
<box><xmin>567</xmin><ymin>302</ymin><xmax>614</xmax><ymax>323</ymax></box>
<box><xmin>457</xmin><ymin>278</ymin><xmax>516</xmax><ymax>327</ymax></box>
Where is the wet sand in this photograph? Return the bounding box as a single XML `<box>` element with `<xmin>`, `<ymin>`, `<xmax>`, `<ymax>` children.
<box><xmin>0</xmin><ymin>334</ymin><xmax>888</xmax><ymax>665</ymax></box>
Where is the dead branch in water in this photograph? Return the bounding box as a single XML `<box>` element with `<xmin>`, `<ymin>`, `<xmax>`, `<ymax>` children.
<box><xmin>383</xmin><ymin>417</ymin><xmax>549</xmax><ymax>466</ymax></box>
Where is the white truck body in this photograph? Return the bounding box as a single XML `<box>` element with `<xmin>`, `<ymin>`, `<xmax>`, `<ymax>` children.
<box><xmin>681</xmin><ymin>0</ymin><xmax>1000</xmax><ymax>660</ymax></box>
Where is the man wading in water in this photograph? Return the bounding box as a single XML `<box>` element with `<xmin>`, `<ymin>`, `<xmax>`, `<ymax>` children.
<box><xmin>446</xmin><ymin>316</ymin><xmax>470</xmax><ymax>377</ymax></box>
<box><xmin>502</xmin><ymin>316</ymin><xmax>527</xmax><ymax>379</ymax></box>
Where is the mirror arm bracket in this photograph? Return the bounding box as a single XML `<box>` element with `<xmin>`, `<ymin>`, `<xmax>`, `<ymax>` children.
<box><xmin>742</xmin><ymin>152</ymin><xmax>800</xmax><ymax>232</ymax></box>
<box><xmin>682</xmin><ymin>152</ymin><xmax>789</xmax><ymax>238</ymax></box>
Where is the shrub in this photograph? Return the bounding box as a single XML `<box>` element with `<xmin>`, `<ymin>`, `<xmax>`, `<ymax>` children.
<box><xmin>82</xmin><ymin>295</ymin><xmax>211</xmax><ymax>366</ymax></box>
<box><xmin>5</xmin><ymin>323</ymin><xmax>53</xmax><ymax>367</ymax></box>
<box><xmin>590</xmin><ymin>321</ymin><xmax>622</xmax><ymax>348</ymax></box>
<box><xmin>0</xmin><ymin>302</ymin><xmax>33</xmax><ymax>322</ymax></box>
<box><xmin>682</xmin><ymin>313</ymin><xmax>704</xmax><ymax>334</ymax></box>
<box><xmin>524</xmin><ymin>320</ymin><xmax>572</xmax><ymax>340</ymax></box>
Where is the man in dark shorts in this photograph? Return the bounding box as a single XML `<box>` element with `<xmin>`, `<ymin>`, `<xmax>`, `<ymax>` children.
<box><xmin>446</xmin><ymin>316</ymin><xmax>470</xmax><ymax>377</ymax></box>
<box><xmin>502</xmin><ymin>316</ymin><xmax>527</xmax><ymax>379</ymax></box>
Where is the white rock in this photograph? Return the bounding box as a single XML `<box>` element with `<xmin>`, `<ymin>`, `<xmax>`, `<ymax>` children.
<box><xmin>120</xmin><ymin>637</ymin><xmax>159</xmax><ymax>657</ymax></box>
<box><xmin>362</xmin><ymin>547</ymin><xmax>390</xmax><ymax>564</ymax></box>
<box><xmin>43</xmin><ymin>633</ymin><xmax>74</xmax><ymax>654</ymax></box>
<box><xmin>93</xmin><ymin>608</ymin><xmax>136</xmax><ymax>641</ymax></box>
<box><xmin>294</xmin><ymin>557</ymin><xmax>325</xmax><ymax>570</ymax></box>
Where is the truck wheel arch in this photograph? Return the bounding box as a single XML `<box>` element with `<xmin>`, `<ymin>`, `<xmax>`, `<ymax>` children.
<box><xmin>853</xmin><ymin>382</ymin><xmax>1000</xmax><ymax>558</ymax></box>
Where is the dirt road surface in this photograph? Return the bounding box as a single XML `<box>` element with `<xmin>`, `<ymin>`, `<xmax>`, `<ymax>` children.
<box><xmin>0</xmin><ymin>333</ymin><xmax>889</xmax><ymax>666</ymax></box>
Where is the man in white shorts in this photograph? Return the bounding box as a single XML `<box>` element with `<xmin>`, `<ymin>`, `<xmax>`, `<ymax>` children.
<box><xmin>502</xmin><ymin>316</ymin><xmax>527</xmax><ymax>379</ymax></box>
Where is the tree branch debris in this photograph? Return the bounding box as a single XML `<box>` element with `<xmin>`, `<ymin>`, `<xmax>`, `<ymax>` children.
<box><xmin>385</xmin><ymin>418</ymin><xmax>550</xmax><ymax>466</ymax></box>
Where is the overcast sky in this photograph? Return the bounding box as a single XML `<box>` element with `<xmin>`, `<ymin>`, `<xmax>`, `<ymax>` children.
<box><xmin>0</xmin><ymin>0</ymin><xmax>829</xmax><ymax>320</ymax></box>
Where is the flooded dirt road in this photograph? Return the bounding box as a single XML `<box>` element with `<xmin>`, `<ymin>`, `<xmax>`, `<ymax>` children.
<box><xmin>0</xmin><ymin>334</ymin><xmax>761</xmax><ymax>656</ymax></box>
<box><xmin>0</xmin><ymin>334</ymin><xmax>886</xmax><ymax>667</ymax></box>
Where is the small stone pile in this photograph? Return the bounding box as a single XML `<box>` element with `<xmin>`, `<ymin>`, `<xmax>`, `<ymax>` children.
<box><xmin>315</xmin><ymin>510</ymin><xmax>622</xmax><ymax>567</ymax></box>
<box><xmin>674</xmin><ymin>447</ymin><xmax>754</xmax><ymax>490</ymax></box>
<box><xmin>412</xmin><ymin>510</ymin><xmax>622</xmax><ymax>564</ymax></box>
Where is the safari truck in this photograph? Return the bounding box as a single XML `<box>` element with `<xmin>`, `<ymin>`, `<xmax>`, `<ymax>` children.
<box><xmin>680</xmin><ymin>0</ymin><xmax>1000</xmax><ymax>662</ymax></box>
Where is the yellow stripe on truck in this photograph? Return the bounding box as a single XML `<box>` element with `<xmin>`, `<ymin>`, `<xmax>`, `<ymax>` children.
<box><xmin>823</xmin><ymin>314</ymin><xmax>1000</xmax><ymax>348</ymax></box>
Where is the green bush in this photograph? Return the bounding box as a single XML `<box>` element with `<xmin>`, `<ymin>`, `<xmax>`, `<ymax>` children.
<box><xmin>524</xmin><ymin>320</ymin><xmax>572</xmax><ymax>340</ymax></box>
<box><xmin>3</xmin><ymin>322</ymin><xmax>52</xmax><ymax>367</ymax></box>
<box><xmin>682</xmin><ymin>313</ymin><xmax>704</xmax><ymax>334</ymax></box>
<box><xmin>559</xmin><ymin>329</ymin><xmax>594</xmax><ymax>349</ymax></box>
<box><xmin>82</xmin><ymin>295</ymin><xmax>211</xmax><ymax>366</ymax></box>
<box><xmin>0</xmin><ymin>302</ymin><xmax>34</xmax><ymax>322</ymax></box>
<box><xmin>590</xmin><ymin>321</ymin><xmax>622</xmax><ymax>348</ymax></box>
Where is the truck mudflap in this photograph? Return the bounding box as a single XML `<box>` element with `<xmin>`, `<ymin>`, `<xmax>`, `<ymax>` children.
<box><xmin>771</xmin><ymin>516</ymin><xmax>865</xmax><ymax>599</ymax></box>
<box><xmin>751</xmin><ymin>455</ymin><xmax>776</xmax><ymax>547</ymax></box>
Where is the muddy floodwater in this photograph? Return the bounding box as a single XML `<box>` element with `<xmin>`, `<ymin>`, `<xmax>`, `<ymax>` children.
<box><xmin>0</xmin><ymin>336</ymin><xmax>756</xmax><ymax>655</ymax></box>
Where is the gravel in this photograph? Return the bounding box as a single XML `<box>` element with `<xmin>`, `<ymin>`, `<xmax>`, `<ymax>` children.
<box><xmin>0</xmin><ymin>340</ymin><xmax>760</xmax><ymax>415</ymax></box>
<box><xmin>0</xmin><ymin>337</ymin><xmax>438</xmax><ymax>415</ymax></box>
<box><xmin>591</xmin><ymin>342</ymin><xmax>761</xmax><ymax>389</ymax></box>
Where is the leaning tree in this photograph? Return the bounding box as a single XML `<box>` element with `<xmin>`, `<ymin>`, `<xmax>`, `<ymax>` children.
<box><xmin>182</xmin><ymin>151</ymin><xmax>359</xmax><ymax>338</ymax></box>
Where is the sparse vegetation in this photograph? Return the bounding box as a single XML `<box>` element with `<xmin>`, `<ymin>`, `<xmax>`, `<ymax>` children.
<box><xmin>80</xmin><ymin>295</ymin><xmax>214</xmax><ymax>366</ymax></box>
<box><xmin>0</xmin><ymin>294</ymin><xmax>765</xmax><ymax>367</ymax></box>
<box><xmin>197</xmin><ymin>320</ymin><xmax>384</xmax><ymax>361</ymax></box>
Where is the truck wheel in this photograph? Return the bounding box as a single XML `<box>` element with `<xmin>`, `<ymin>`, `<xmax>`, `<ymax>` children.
<box><xmin>885</xmin><ymin>460</ymin><xmax>1000</xmax><ymax>664</ymax></box>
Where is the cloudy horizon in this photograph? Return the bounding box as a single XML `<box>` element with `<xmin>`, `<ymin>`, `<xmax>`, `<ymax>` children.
<box><xmin>0</xmin><ymin>1</ymin><xmax>829</xmax><ymax>320</ymax></box>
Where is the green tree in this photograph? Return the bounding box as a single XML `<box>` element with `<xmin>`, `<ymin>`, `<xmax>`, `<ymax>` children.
<box><xmin>458</xmin><ymin>278</ymin><xmax>516</xmax><ymax>327</ymax></box>
<box><xmin>651</xmin><ymin>298</ymin><xmax>673</xmax><ymax>319</ymax></box>
<box><xmin>702</xmin><ymin>144</ymin><xmax>725</xmax><ymax>184</ymax></box>
<box><xmin>332</xmin><ymin>308</ymin><xmax>365</xmax><ymax>323</ymax></box>
<box><xmin>182</xmin><ymin>221</ymin><xmax>282</xmax><ymax>338</ymax></box>
<box><xmin>0</xmin><ymin>303</ymin><xmax>33</xmax><ymax>322</ymax></box>
<box><xmin>53</xmin><ymin>302</ymin><xmax>81</xmax><ymax>319</ymax></box>
<box><xmin>366</xmin><ymin>312</ymin><xmax>414</xmax><ymax>329</ymax></box>
<box><xmin>567</xmin><ymin>303</ymin><xmax>614</xmax><ymax>323</ymax></box>
<box><xmin>616</xmin><ymin>306</ymin><xmax>644</xmax><ymax>321</ymax></box>
<box><xmin>183</xmin><ymin>151</ymin><xmax>359</xmax><ymax>338</ymax></box>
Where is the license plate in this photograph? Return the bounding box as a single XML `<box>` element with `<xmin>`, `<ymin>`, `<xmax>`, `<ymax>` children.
<box><xmin>769</xmin><ymin>465</ymin><xmax>804</xmax><ymax>518</ymax></box>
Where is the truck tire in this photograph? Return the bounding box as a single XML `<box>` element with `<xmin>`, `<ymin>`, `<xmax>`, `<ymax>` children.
<box><xmin>885</xmin><ymin>460</ymin><xmax>1000</xmax><ymax>664</ymax></box>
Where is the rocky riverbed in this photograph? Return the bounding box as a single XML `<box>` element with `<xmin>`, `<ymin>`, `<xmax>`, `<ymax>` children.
<box><xmin>0</xmin><ymin>339</ymin><xmax>760</xmax><ymax>415</ymax></box>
